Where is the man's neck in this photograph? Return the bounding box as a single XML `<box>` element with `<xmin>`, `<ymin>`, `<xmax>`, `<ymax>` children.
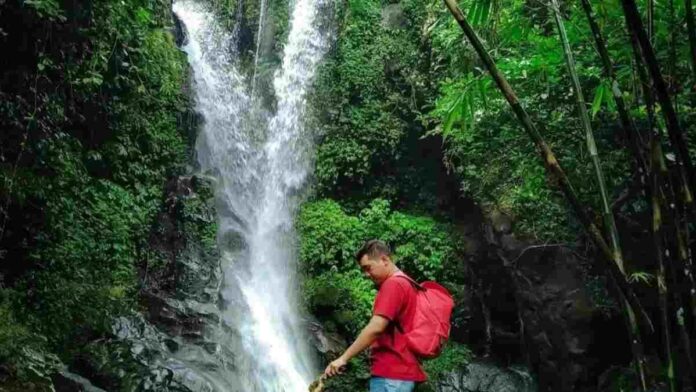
<box><xmin>386</xmin><ymin>266</ymin><xmax>400</xmax><ymax>278</ymax></box>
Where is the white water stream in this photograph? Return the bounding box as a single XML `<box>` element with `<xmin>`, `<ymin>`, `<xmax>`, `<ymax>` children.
<box><xmin>173</xmin><ymin>0</ymin><xmax>332</xmax><ymax>390</ymax></box>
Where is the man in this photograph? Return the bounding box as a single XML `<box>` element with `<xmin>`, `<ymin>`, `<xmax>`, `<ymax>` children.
<box><xmin>323</xmin><ymin>240</ymin><xmax>426</xmax><ymax>392</ymax></box>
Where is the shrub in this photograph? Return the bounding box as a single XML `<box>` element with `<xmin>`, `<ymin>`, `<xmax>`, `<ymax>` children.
<box><xmin>299</xmin><ymin>198</ymin><xmax>464</xmax><ymax>336</ymax></box>
<box><xmin>299</xmin><ymin>198</ymin><xmax>461</xmax><ymax>282</ymax></box>
<box><xmin>0</xmin><ymin>290</ymin><xmax>31</xmax><ymax>361</ymax></box>
<box><xmin>303</xmin><ymin>270</ymin><xmax>375</xmax><ymax>336</ymax></box>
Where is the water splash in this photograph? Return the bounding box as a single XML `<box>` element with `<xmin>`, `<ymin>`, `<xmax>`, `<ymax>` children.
<box><xmin>250</xmin><ymin>0</ymin><xmax>268</xmax><ymax>95</ymax></box>
<box><xmin>174</xmin><ymin>0</ymin><xmax>333</xmax><ymax>390</ymax></box>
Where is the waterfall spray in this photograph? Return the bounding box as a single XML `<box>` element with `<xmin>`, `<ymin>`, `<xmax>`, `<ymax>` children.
<box><xmin>174</xmin><ymin>0</ymin><xmax>333</xmax><ymax>390</ymax></box>
<box><xmin>250</xmin><ymin>0</ymin><xmax>268</xmax><ymax>96</ymax></box>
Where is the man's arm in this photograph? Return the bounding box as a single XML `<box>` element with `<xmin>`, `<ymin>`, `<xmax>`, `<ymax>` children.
<box><xmin>323</xmin><ymin>315</ymin><xmax>390</xmax><ymax>377</ymax></box>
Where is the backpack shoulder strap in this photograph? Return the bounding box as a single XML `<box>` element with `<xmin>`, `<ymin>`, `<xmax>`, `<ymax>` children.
<box><xmin>391</xmin><ymin>271</ymin><xmax>425</xmax><ymax>291</ymax></box>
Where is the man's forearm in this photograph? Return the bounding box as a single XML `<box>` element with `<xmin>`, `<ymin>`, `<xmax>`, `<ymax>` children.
<box><xmin>324</xmin><ymin>316</ymin><xmax>389</xmax><ymax>377</ymax></box>
<box><xmin>340</xmin><ymin>324</ymin><xmax>381</xmax><ymax>361</ymax></box>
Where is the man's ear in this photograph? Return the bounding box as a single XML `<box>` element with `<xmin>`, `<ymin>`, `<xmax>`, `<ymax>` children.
<box><xmin>380</xmin><ymin>254</ymin><xmax>390</xmax><ymax>265</ymax></box>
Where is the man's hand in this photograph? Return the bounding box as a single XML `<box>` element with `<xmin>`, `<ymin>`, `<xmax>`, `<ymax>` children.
<box><xmin>323</xmin><ymin>356</ymin><xmax>348</xmax><ymax>378</ymax></box>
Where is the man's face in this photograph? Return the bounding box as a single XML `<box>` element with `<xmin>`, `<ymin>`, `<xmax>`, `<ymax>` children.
<box><xmin>358</xmin><ymin>254</ymin><xmax>391</xmax><ymax>287</ymax></box>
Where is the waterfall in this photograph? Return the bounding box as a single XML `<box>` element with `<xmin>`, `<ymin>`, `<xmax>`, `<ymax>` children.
<box><xmin>173</xmin><ymin>0</ymin><xmax>332</xmax><ymax>390</ymax></box>
<box><xmin>250</xmin><ymin>0</ymin><xmax>267</xmax><ymax>95</ymax></box>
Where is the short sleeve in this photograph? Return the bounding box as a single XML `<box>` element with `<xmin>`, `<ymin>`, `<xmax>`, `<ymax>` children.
<box><xmin>373</xmin><ymin>278</ymin><xmax>407</xmax><ymax>321</ymax></box>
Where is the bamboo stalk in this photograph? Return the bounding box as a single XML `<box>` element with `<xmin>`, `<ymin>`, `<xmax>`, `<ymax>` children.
<box><xmin>685</xmin><ymin>0</ymin><xmax>696</xmax><ymax>82</ymax></box>
<box><xmin>668</xmin><ymin>0</ymin><xmax>677</xmax><ymax>92</ymax></box>
<box><xmin>669</xmin><ymin>177</ymin><xmax>696</xmax><ymax>378</ymax></box>
<box><xmin>442</xmin><ymin>0</ymin><xmax>653</xmax><ymax>334</ymax></box>
<box><xmin>550</xmin><ymin>0</ymin><xmax>624</xmax><ymax>273</ymax></box>
<box><xmin>649</xmin><ymin>139</ymin><xmax>677</xmax><ymax>392</ymax></box>
<box><xmin>579</xmin><ymin>0</ymin><xmax>647</xmax><ymax>175</ymax></box>
<box><xmin>629</xmin><ymin>17</ymin><xmax>696</xmax><ymax>388</ymax></box>
<box><xmin>550</xmin><ymin>3</ymin><xmax>650</xmax><ymax>387</ymax></box>
<box><xmin>625</xmin><ymin>2</ymin><xmax>696</xmax><ymax>371</ymax></box>
<box><xmin>679</xmin><ymin>209</ymin><xmax>696</xmax><ymax>332</ymax></box>
<box><xmin>672</xmin><ymin>200</ymin><xmax>696</xmax><ymax>385</ymax></box>
<box><xmin>619</xmin><ymin>0</ymin><xmax>696</xmax><ymax>203</ymax></box>
<box><xmin>648</xmin><ymin>0</ymin><xmax>654</xmax><ymax>40</ymax></box>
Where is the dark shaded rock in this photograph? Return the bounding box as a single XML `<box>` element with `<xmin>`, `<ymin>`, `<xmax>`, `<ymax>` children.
<box><xmin>381</xmin><ymin>4</ymin><xmax>407</xmax><ymax>30</ymax></box>
<box><xmin>436</xmin><ymin>361</ymin><xmax>536</xmax><ymax>392</ymax></box>
<box><xmin>490</xmin><ymin>209</ymin><xmax>512</xmax><ymax>234</ymax></box>
<box><xmin>595</xmin><ymin>356</ymin><xmax>671</xmax><ymax>392</ymax></box>
<box><xmin>307</xmin><ymin>320</ymin><xmax>348</xmax><ymax>362</ymax></box>
<box><xmin>140</xmin><ymin>175</ymin><xmax>220</xmax><ymax>302</ymax></box>
<box><xmin>457</xmin><ymin>214</ymin><xmax>631</xmax><ymax>392</ymax></box>
<box><xmin>164</xmin><ymin>338</ymin><xmax>180</xmax><ymax>353</ymax></box>
<box><xmin>173</xmin><ymin>11</ymin><xmax>187</xmax><ymax>47</ymax></box>
<box><xmin>141</xmin><ymin>292</ymin><xmax>220</xmax><ymax>338</ymax></box>
<box><xmin>106</xmin><ymin>316</ymin><xmax>213</xmax><ymax>392</ymax></box>
<box><xmin>52</xmin><ymin>371</ymin><xmax>107</xmax><ymax>392</ymax></box>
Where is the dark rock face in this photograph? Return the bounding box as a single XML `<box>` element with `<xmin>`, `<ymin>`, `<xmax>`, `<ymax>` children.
<box><xmin>140</xmin><ymin>291</ymin><xmax>219</xmax><ymax>339</ymax></box>
<box><xmin>437</xmin><ymin>360</ymin><xmax>536</xmax><ymax>392</ymax></box>
<box><xmin>307</xmin><ymin>320</ymin><xmax>348</xmax><ymax>363</ymax></box>
<box><xmin>58</xmin><ymin>174</ymin><xmax>222</xmax><ymax>392</ymax></box>
<box><xmin>173</xmin><ymin>11</ymin><xmax>187</xmax><ymax>47</ymax></box>
<box><xmin>456</xmin><ymin>211</ymin><xmax>630</xmax><ymax>392</ymax></box>
<box><xmin>501</xmin><ymin>245</ymin><xmax>595</xmax><ymax>390</ymax></box>
<box><xmin>380</xmin><ymin>4</ymin><xmax>407</xmax><ymax>30</ymax></box>
<box><xmin>140</xmin><ymin>175</ymin><xmax>220</xmax><ymax>301</ymax></box>
<box><xmin>52</xmin><ymin>371</ymin><xmax>108</xmax><ymax>392</ymax></box>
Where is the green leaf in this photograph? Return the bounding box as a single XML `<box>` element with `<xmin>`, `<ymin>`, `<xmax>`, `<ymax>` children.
<box><xmin>135</xmin><ymin>7</ymin><xmax>152</xmax><ymax>25</ymax></box>
<box><xmin>444</xmin><ymin>93</ymin><xmax>464</xmax><ymax>134</ymax></box>
<box><xmin>591</xmin><ymin>83</ymin><xmax>604</xmax><ymax>119</ymax></box>
<box><xmin>467</xmin><ymin>0</ymin><xmax>492</xmax><ymax>26</ymax></box>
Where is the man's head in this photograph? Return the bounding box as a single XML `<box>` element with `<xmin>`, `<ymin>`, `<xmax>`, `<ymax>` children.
<box><xmin>356</xmin><ymin>240</ymin><xmax>397</xmax><ymax>287</ymax></box>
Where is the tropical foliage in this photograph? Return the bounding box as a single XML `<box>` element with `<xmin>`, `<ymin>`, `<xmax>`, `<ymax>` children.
<box><xmin>305</xmin><ymin>0</ymin><xmax>696</xmax><ymax>389</ymax></box>
<box><xmin>0</xmin><ymin>0</ymin><xmax>194</xmax><ymax>387</ymax></box>
<box><xmin>2</xmin><ymin>0</ymin><xmax>696</xmax><ymax>389</ymax></box>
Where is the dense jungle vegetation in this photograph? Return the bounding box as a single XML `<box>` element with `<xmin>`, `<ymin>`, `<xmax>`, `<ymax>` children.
<box><xmin>1</xmin><ymin>0</ymin><xmax>696</xmax><ymax>390</ymax></box>
<box><xmin>302</xmin><ymin>0</ymin><xmax>696</xmax><ymax>389</ymax></box>
<box><xmin>0</xmin><ymin>0</ymin><xmax>209</xmax><ymax>389</ymax></box>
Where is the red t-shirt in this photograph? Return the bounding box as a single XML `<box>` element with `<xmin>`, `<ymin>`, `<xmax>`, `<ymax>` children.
<box><xmin>370</xmin><ymin>273</ymin><xmax>427</xmax><ymax>381</ymax></box>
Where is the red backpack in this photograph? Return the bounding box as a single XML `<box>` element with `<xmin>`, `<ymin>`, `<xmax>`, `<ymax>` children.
<box><xmin>394</xmin><ymin>272</ymin><xmax>454</xmax><ymax>359</ymax></box>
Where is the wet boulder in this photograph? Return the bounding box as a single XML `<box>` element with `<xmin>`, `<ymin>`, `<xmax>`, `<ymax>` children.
<box><xmin>456</xmin><ymin>212</ymin><xmax>628</xmax><ymax>392</ymax></box>
<box><xmin>52</xmin><ymin>371</ymin><xmax>108</xmax><ymax>392</ymax></box>
<box><xmin>307</xmin><ymin>320</ymin><xmax>348</xmax><ymax>362</ymax></box>
<box><xmin>436</xmin><ymin>361</ymin><xmax>537</xmax><ymax>392</ymax></box>
<box><xmin>381</xmin><ymin>4</ymin><xmax>407</xmax><ymax>30</ymax></box>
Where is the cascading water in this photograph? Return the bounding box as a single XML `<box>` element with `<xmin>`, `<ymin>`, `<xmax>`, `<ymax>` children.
<box><xmin>173</xmin><ymin>0</ymin><xmax>332</xmax><ymax>390</ymax></box>
<box><xmin>250</xmin><ymin>0</ymin><xmax>267</xmax><ymax>95</ymax></box>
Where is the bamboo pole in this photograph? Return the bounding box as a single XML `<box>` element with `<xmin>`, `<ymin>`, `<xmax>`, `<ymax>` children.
<box><xmin>619</xmin><ymin>0</ymin><xmax>696</xmax><ymax>203</ymax></box>
<box><xmin>442</xmin><ymin>0</ymin><xmax>653</xmax><ymax>334</ymax></box>
<box><xmin>625</xmin><ymin>0</ymin><xmax>696</xmax><ymax>364</ymax></box>
<box><xmin>685</xmin><ymin>0</ymin><xmax>696</xmax><ymax>82</ymax></box>
<box><xmin>629</xmin><ymin>18</ymin><xmax>696</xmax><ymax>388</ymax></box>
<box><xmin>550</xmin><ymin>0</ymin><xmax>624</xmax><ymax>273</ymax></box>
<box><xmin>649</xmin><ymin>139</ymin><xmax>677</xmax><ymax>392</ymax></box>
<box><xmin>578</xmin><ymin>0</ymin><xmax>647</xmax><ymax>175</ymax></box>
<box><xmin>667</xmin><ymin>170</ymin><xmax>696</xmax><ymax>378</ymax></box>
<box><xmin>671</xmin><ymin>193</ymin><xmax>696</xmax><ymax>385</ymax></box>
<box><xmin>648</xmin><ymin>0</ymin><xmax>654</xmax><ymax>40</ymax></box>
<box><xmin>549</xmin><ymin>3</ymin><xmax>650</xmax><ymax>387</ymax></box>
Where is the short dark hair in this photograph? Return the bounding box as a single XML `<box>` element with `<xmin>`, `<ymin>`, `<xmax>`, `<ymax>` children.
<box><xmin>355</xmin><ymin>240</ymin><xmax>392</xmax><ymax>262</ymax></box>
